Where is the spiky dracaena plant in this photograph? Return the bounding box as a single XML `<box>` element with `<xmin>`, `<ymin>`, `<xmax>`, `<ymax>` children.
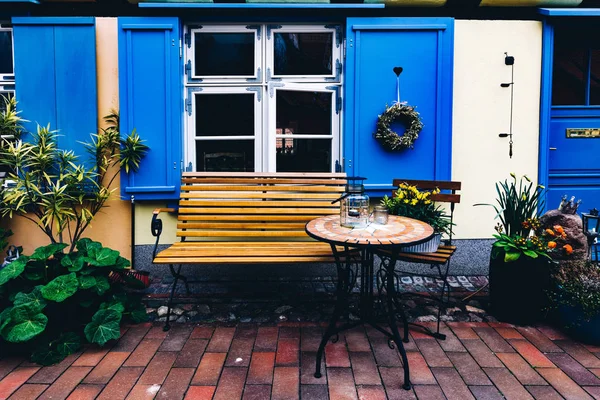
<box><xmin>0</xmin><ymin>109</ymin><xmax>149</xmax><ymax>252</ymax></box>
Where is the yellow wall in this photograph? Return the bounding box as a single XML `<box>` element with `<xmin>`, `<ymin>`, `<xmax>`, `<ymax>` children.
<box><xmin>3</xmin><ymin>17</ymin><xmax>132</xmax><ymax>258</ymax></box>
<box><xmin>452</xmin><ymin>20</ymin><xmax>542</xmax><ymax>239</ymax></box>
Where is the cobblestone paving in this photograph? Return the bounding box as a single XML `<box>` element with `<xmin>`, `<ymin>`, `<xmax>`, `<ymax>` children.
<box><xmin>1</xmin><ymin>320</ymin><xmax>600</xmax><ymax>399</ymax></box>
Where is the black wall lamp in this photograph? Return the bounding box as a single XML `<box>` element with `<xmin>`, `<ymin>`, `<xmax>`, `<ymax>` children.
<box><xmin>499</xmin><ymin>53</ymin><xmax>515</xmax><ymax>158</ymax></box>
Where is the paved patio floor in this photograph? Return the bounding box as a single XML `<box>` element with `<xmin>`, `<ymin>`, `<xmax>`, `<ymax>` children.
<box><xmin>1</xmin><ymin>320</ymin><xmax>600</xmax><ymax>400</ymax></box>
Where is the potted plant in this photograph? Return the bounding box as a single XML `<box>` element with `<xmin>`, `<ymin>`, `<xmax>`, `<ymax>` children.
<box><xmin>476</xmin><ymin>174</ymin><xmax>566</xmax><ymax>324</ymax></box>
<box><xmin>547</xmin><ymin>260</ymin><xmax>600</xmax><ymax>345</ymax></box>
<box><xmin>382</xmin><ymin>182</ymin><xmax>452</xmax><ymax>252</ymax></box>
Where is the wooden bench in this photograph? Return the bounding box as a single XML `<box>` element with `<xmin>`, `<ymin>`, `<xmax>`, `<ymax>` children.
<box><xmin>151</xmin><ymin>172</ymin><xmax>352</xmax><ymax>330</ymax></box>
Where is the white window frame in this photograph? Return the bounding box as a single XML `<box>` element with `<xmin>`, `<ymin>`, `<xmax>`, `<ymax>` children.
<box><xmin>184</xmin><ymin>23</ymin><xmax>342</xmax><ymax>173</ymax></box>
<box><xmin>266</xmin><ymin>24</ymin><xmax>341</xmax><ymax>83</ymax></box>
<box><xmin>0</xmin><ymin>26</ymin><xmax>15</xmax><ymax>117</ymax></box>
<box><xmin>267</xmin><ymin>82</ymin><xmax>339</xmax><ymax>172</ymax></box>
<box><xmin>186</xmin><ymin>86</ymin><xmax>263</xmax><ymax>172</ymax></box>
<box><xmin>187</xmin><ymin>25</ymin><xmax>262</xmax><ymax>84</ymax></box>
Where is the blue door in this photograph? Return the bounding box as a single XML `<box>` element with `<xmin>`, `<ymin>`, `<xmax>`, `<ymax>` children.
<box><xmin>544</xmin><ymin>22</ymin><xmax>600</xmax><ymax>213</ymax></box>
<box><xmin>344</xmin><ymin>18</ymin><xmax>454</xmax><ymax>194</ymax></box>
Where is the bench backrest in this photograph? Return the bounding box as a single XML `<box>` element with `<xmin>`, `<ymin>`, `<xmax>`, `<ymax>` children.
<box><xmin>178</xmin><ymin>172</ymin><xmax>347</xmax><ymax>241</ymax></box>
<box><xmin>392</xmin><ymin>179</ymin><xmax>461</xmax><ymax>244</ymax></box>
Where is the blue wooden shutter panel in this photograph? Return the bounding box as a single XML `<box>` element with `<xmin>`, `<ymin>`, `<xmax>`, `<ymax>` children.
<box><xmin>118</xmin><ymin>17</ymin><xmax>182</xmax><ymax>201</ymax></box>
<box><xmin>12</xmin><ymin>17</ymin><xmax>97</xmax><ymax>157</ymax></box>
<box><xmin>344</xmin><ymin>18</ymin><xmax>454</xmax><ymax>194</ymax></box>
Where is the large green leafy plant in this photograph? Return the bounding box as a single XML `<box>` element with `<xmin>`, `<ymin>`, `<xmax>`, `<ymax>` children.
<box><xmin>0</xmin><ymin>105</ymin><xmax>148</xmax><ymax>251</ymax></box>
<box><xmin>0</xmin><ymin>239</ymin><xmax>146</xmax><ymax>365</ymax></box>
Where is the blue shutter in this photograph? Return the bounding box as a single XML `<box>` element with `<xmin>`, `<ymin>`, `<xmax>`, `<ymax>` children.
<box><xmin>12</xmin><ymin>17</ymin><xmax>97</xmax><ymax>156</ymax></box>
<box><xmin>118</xmin><ymin>17</ymin><xmax>182</xmax><ymax>201</ymax></box>
<box><xmin>344</xmin><ymin>18</ymin><xmax>454</xmax><ymax>195</ymax></box>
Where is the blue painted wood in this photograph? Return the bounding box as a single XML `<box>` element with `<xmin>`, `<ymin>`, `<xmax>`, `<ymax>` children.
<box><xmin>12</xmin><ymin>17</ymin><xmax>94</xmax><ymax>25</ymax></box>
<box><xmin>539</xmin><ymin>8</ymin><xmax>600</xmax><ymax>17</ymax></box>
<box><xmin>12</xmin><ymin>18</ymin><xmax>97</xmax><ymax>157</ymax></box>
<box><xmin>541</xmin><ymin>18</ymin><xmax>600</xmax><ymax>213</ymax></box>
<box><xmin>538</xmin><ymin>20</ymin><xmax>553</xmax><ymax>209</ymax></box>
<box><xmin>344</xmin><ymin>17</ymin><xmax>454</xmax><ymax>194</ymax></box>
<box><xmin>139</xmin><ymin>2</ymin><xmax>383</xmax><ymax>7</ymax></box>
<box><xmin>118</xmin><ymin>17</ymin><xmax>182</xmax><ymax>201</ymax></box>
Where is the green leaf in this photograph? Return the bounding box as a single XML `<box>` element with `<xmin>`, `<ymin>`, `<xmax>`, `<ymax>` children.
<box><xmin>30</xmin><ymin>332</ymin><xmax>81</xmax><ymax>366</ymax></box>
<box><xmin>41</xmin><ymin>273</ymin><xmax>79</xmax><ymax>302</ymax></box>
<box><xmin>1</xmin><ymin>304</ymin><xmax>48</xmax><ymax>343</ymax></box>
<box><xmin>504</xmin><ymin>251</ymin><xmax>521</xmax><ymax>262</ymax></box>
<box><xmin>13</xmin><ymin>286</ymin><xmax>47</xmax><ymax>313</ymax></box>
<box><xmin>76</xmin><ymin>238</ymin><xmax>94</xmax><ymax>254</ymax></box>
<box><xmin>30</xmin><ymin>243</ymin><xmax>67</xmax><ymax>261</ymax></box>
<box><xmin>0</xmin><ymin>307</ymin><xmax>12</xmax><ymax>332</ymax></box>
<box><xmin>79</xmin><ymin>275</ymin><xmax>96</xmax><ymax>290</ymax></box>
<box><xmin>88</xmin><ymin>248</ymin><xmax>119</xmax><ymax>267</ymax></box>
<box><xmin>61</xmin><ymin>254</ymin><xmax>86</xmax><ymax>272</ymax></box>
<box><xmin>94</xmin><ymin>276</ymin><xmax>110</xmax><ymax>296</ymax></box>
<box><xmin>100</xmin><ymin>300</ymin><xmax>125</xmax><ymax>314</ymax></box>
<box><xmin>113</xmin><ymin>256</ymin><xmax>130</xmax><ymax>270</ymax></box>
<box><xmin>86</xmin><ymin>242</ymin><xmax>104</xmax><ymax>260</ymax></box>
<box><xmin>128</xmin><ymin>302</ymin><xmax>148</xmax><ymax>324</ymax></box>
<box><xmin>55</xmin><ymin>332</ymin><xmax>82</xmax><ymax>356</ymax></box>
<box><xmin>522</xmin><ymin>250</ymin><xmax>539</xmax><ymax>259</ymax></box>
<box><xmin>84</xmin><ymin>309</ymin><xmax>122</xmax><ymax>346</ymax></box>
<box><xmin>0</xmin><ymin>257</ymin><xmax>27</xmax><ymax>286</ymax></box>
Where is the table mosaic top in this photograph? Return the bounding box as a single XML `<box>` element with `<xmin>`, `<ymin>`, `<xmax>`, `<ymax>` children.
<box><xmin>305</xmin><ymin>214</ymin><xmax>434</xmax><ymax>247</ymax></box>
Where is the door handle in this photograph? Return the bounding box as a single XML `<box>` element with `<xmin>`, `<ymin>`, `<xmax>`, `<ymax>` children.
<box><xmin>550</xmin><ymin>147</ymin><xmax>557</xmax><ymax>151</ymax></box>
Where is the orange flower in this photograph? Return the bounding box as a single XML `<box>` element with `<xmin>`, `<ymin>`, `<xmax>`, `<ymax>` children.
<box><xmin>563</xmin><ymin>244</ymin><xmax>573</xmax><ymax>255</ymax></box>
<box><xmin>554</xmin><ymin>225</ymin><xmax>565</xmax><ymax>234</ymax></box>
<box><xmin>548</xmin><ymin>241</ymin><xmax>557</xmax><ymax>249</ymax></box>
<box><xmin>545</xmin><ymin>229</ymin><xmax>555</xmax><ymax>236</ymax></box>
<box><xmin>561</xmin><ymin>232</ymin><xmax>567</xmax><ymax>239</ymax></box>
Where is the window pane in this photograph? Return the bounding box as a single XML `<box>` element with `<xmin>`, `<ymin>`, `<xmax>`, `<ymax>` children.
<box><xmin>276</xmin><ymin>90</ymin><xmax>332</xmax><ymax>135</ymax></box>
<box><xmin>195</xmin><ymin>93</ymin><xmax>255</xmax><ymax>137</ymax></box>
<box><xmin>276</xmin><ymin>139</ymin><xmax>331</xmax><ymax>172</ymax></box>
<box><xmin>274</xmin><ymin>32</ymin><xmax>332</xmax><ymax>76</ymax></box>
<box><xmin>0</xmin><ymin>31</ymin><xmax>13</xmax><ymax>74</ymax></box>
<box><xmin>196</xmin><ymin>140</ymin><xmax>254</xmax><ymax>172</ymax></box>
<box><xmin>553</xmin><ymin>26</ymin><xmax>587</xmax><ymax>105</ymax></box>
<box><xmin>194</xmin><ymin>32</ymin><xmax>255</xmax><ymax>76</ymax></box>
<box><xmin>590</xmin><ymin>50</ymin><xmax>600</xmax><ymax>105</ymax></box>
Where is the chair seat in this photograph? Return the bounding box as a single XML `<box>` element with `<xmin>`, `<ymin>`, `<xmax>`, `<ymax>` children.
<box><xmin>376</xmin><ymin>245</ymin><xmax>457</xmax><ymax>265</ymax></box>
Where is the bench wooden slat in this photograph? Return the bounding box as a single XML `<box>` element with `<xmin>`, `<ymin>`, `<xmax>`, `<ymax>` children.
<box><xmin>182</xmin><ymin>172</ymin><xmax>347</xmax><ymax>178</ymax></box>
<box><xmin>181</xmin><ymin>185</ymin><xmax>345</xmax><ymax>193</ymax></box>
<box><xmin>180</xmin><ymin>192</ymin><xmax>341</xmax><ymax>200</ymax></box>
<box><xmin>178</xmin><ymin>207</ymin><xmax>338</xmax><ymax>215</ymax></box>
<box><xmin>168</xmin><ymin>242</ymin><xmax>330</xmax><ymax>248</ymax></box>
<box><xmin>153</xmin><ymin>256</ymin><xmax>347</xmax><ymax>264</ymax></box>
<box><xmin>176</xmin><ymin>231</ymin><xmax>309</xmax><ymax>237</ymax></box>
<box><xmin>181</xmin><ymin>178</ymin><xmax>348</xmax><ymax>185</ymax></box>
<box><xmin>179</xmin><ymin>200</ymin><xmax>338</xmax><ymax>208</ymax></box>
<box><xmin>177</xmin><ymin>222</ymin><xmax>307</xmax><ymax>230</ymax></box>
<box><xmin>178</xmin><ymin>215</ymin><xmax>327</xmax><ymax>222</ymax></box>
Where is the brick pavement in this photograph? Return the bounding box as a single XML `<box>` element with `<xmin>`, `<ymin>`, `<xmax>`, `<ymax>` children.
<box><xmin>1</xmin><ymin>321</ymin><xmax>600</xmax><ymax>399</ymax></box>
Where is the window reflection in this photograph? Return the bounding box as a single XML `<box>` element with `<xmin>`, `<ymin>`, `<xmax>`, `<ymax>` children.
<box><xmin>274</xmin><ymin>32</ymin><xmax>332</xmax><ymax>76</ymax></box>
<box><xmin>194</xmin><ymin>32</ymin><xmax>255</xmax><ymax>76</ymax></box>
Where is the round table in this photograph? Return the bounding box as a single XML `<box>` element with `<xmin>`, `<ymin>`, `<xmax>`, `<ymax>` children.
<box><xmin>305</xmin><ymin>214</ymin><xmax>434</xmax><ymax>391</ymax></box>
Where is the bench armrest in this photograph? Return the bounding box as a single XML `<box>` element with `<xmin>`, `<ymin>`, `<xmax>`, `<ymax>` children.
<box><xmin>151</xmin><ymin>208</ymin><xmax>175</xmax><ymax>260</ymax></box>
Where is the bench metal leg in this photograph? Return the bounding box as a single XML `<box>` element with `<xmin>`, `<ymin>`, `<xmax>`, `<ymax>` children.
<box><xmin>163</xmin><ymin>264</ymin><xmax>189</xmax><ymax>332</ymax></box>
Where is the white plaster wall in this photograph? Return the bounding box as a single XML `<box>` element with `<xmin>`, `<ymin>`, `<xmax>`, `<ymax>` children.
<box><xmin>452</xmin><ymin>20</ymin><xmax>542</xmax><ymax>239</ymax></box>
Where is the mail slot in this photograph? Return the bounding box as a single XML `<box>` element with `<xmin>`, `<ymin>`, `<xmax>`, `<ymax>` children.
<box><xmin>566</xmin><ymin>128</ymin><xmax>600</xmax><ymax>138</ymax></box>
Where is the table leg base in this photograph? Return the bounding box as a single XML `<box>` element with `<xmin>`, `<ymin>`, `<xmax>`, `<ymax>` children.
<box><xmin>403</xmin><ymin>383</ymin><xmax>412</xmax><ymax>390</ymax></box>
<box><xmin>314</xmin><ymin>372</ymin><xmax>322</xmax><ymax>379</ymax></box>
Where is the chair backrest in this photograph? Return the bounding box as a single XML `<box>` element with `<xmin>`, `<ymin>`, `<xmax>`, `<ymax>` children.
<box><xmin>392</xmin><ymin>179</ymin><xmax>461</xmax><ymax>243</ymax></box>
<box><xmin>178</xmin><ymin>172</ymin><xmax>347</xmax><ymax>241</ymax></box>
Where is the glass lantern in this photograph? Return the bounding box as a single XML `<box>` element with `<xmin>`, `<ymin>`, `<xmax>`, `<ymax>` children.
<box><xmin>335</xmin><ymin>177</ymin><xmax>369</xmax><ymax>229</ymax></box>
<box><xmin>582</xmin><ymin>208</ymin><xmax>600</xmax><ymax>262</ymax></box>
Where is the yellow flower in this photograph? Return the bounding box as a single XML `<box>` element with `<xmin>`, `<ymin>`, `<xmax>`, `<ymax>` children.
<box><xmin>411</xmin><ymin>199</ymin><xmax>418</xmax><ymax>206</ymax></box>
<box><xmin>403</xmin><ymin>199</ymin><xmax>409</xmax><ymax>204</ymax></box>
<box><xmin>424</xmin><ymin>200</ymin><xmax>431</xmax><ymax>205</ymax></box>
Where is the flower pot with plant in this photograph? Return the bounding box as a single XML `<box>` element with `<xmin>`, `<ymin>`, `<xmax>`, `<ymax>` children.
<box><xmin>476</xmin><ymin>174</ymin><xmax>563</xmax><ymax>324</ymax></box>
<box><xmin>382</xmin><ymin>182</ymin><xmax>453</xmax><ymax>252</ymax></box>
<box><xmin>547</xmin><ymin>260</ymin><xmax>600</xmax><ymax>344</ymax></box>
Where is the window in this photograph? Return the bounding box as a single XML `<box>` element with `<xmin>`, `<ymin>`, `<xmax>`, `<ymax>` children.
<box><xmin>184</xmin><ymin>23</ymin><xmax>342</xmax><ymax>172</ymax></box>
<box><xmin>553</xmin><ymin>24</ymin><xmax>600</xmax><ymax>106</ymax></box>
<box><xmin>0</xmin><ymin>24</ymin><xmax>14</xmax><ymax>113</ymax></box>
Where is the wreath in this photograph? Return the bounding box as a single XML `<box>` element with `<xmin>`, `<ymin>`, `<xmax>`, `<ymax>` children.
<box><xmin>374</xmin><ymin>103</ymin><xmax>423</xmax><ymax>151</ymax></box>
